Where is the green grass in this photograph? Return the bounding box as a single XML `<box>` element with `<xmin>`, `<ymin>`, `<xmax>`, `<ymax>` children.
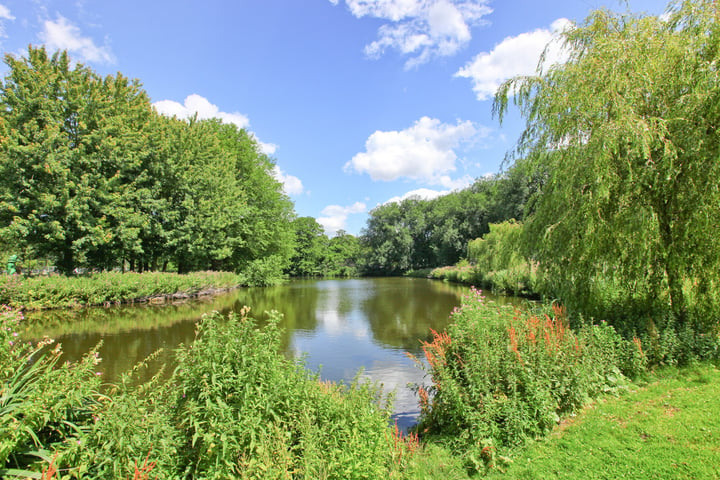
<box><xmin>484</xmin><ymin>363</ymin><xmax>720</xmax><ymax>479</ymax></box>
<box><xmin>0</xmin><ymin>271</ymin><xmax>242</xmax><ymax>310</ymax></box>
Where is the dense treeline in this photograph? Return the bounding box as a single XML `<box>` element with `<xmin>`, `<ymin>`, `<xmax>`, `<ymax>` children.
<box><xmin>286</xmin><ymin>217</ymin><xmax>362</xmax><ymax>277</ymax></box>
<box><xmin>0</xmin><ymin>46</ymin><xmax>294</xmax><ymax>282</ymax></box>
<box><xmin>359</xmin><ymin>168</ymin><xmax>533</xmax><ymax>275</ymax></box>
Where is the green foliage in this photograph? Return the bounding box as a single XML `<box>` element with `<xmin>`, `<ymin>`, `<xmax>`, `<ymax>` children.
<box><xmin>429</xmin><ymin>264</ymin><xmax>482</xmax><ymax>286</ymax></box>
<box><xmin>0</xmin><ymin>271</ymin><xmax>241</xmax><ymax>310</ymax></box>
<box><xmin>0</xmin><ymin>306</ymin><xmax>102</xmax><ymax>478</ymax></box>
<box><xmin>172</xmin><ymin>309</ymin><xmax>396</xmax><ymax>479</ymax></box>
<box><xmin>0</xmin><ymin>47</ymin><xmax>155</xmax><ymax>274</ymax></box>
<box><xmin>238</xmin><ymin>255</ymin><xmax>288</xmax><ymax>287</ymax></box>
<box><xmin>1</xmin><ymin>305</ymin><xmax>412</xmax><ymax>478</ymax></box>
<box><xmin>64</xmin><ymin>355</ymin><xmax>181</xmax><ymax>479</ymax></box>
<box><xmin>414</xmin><ymin>289</ymin><xmax>640</xmax><ymax>474</ymax></box>
<box><xmin>287</xmin><ymin>217</ymin><xmax>328</xmax><ymax>277</ymax></box>
<box><xmin>495</xmin><ymin>0</ymin><xmax>720</xmax><ymax>333</ymax></box>
<box><xmin>0</xmin><ymin>46</ymin><xmax>295</xmax><ymax>281</ymax></box>
<box><xmin>287</xmin><ymin>218</ymin><xmax>362</xmax><ymax>278</ymax></box>
<box><xmin>360</xmin><ymin>172</ymin><xmax>535</xmax><ymax>275</ymax></box>
<box><xmin>467</xmin><ymin>220</ymin><xmax>535</xmax><ymax>295</ymax></box>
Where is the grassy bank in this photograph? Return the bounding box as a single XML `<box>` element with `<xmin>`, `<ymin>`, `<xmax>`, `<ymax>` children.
<box><xmin>485</xmin><ymin>363</ymin><xmax>720</xmax><ymax>479</ymax></box>
<box><xmin>2</xmin><ymin>283</ymin><xmax>718</xmax><ymax>478</ymax></box>
<box><xmin>429</xmin><ymin>262</ymin><xmax>537</xmax><ymax>298</ymax></box>
<box><xmin>411</xmin><ymin>287</ymin><xmax>719</xmax><ymax>476</ymax></box>
<box><xmin>0</xmin><ymin>271</ymin><xmax>243</xmax><ymax>310</ymax></box>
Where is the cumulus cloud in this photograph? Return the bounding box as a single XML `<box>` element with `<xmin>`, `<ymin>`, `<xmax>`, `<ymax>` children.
<box><xmin>455</xmin><ymin>18</ymin><xmax>572</xmax><ymax>101</ymax></box>
<box><xmin>154</xmin><ymin>94</ymin><xmax>280</xmax><ymax>160</ymax></box>
<box><xmin>331</xmin><ymin>0</ymin><xmax>492</xmax><ymax>68</ymax></box>
<box><xmin>0</xmin><ymin>4</ymin><xmax>13</xmax><ymax>41</ymax></box>
<box><xmin>153</xmin><ymin>94</ymin><xmax>251</xmax><ymax>129</ymax></box>
<box><xmin>272</xmin><ymin>166</ymin><xmax>304</xmax><ymax>196</ymax></box>
<box><xmin>385</xmin><ymin>187</ymin><xmax>450</xmax><ymax>204</ymax></box>
<box><xmin>318</xmin><ymin>202</ymin><xmax>367</xmax><ymax>235</ymax></box>
<box><xmin>39</xmin><ymin>15</ymin><xmax>115</xmax><ymax>64</ymax></box>
<box><xmin>344</xmin><ymin>116</ymin><xmax>479</xmax><ymax>187</ymax></box>
<box><xmin>0</xmin><ymin>4</ymin><xmax>12</xmax><ymax>20</ymax></box>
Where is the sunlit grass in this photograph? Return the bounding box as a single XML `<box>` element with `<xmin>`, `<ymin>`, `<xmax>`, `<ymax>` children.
<box><xmin>485</xmin><ymin>363</ymin><xmax>720</xmax><ymax>479</ymax></box>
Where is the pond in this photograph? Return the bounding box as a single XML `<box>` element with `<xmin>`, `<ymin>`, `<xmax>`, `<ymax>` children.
<box><xmin>22</xmin><ymin>277</ymin><xmax>521</xmax><ymax>430</ymax></box>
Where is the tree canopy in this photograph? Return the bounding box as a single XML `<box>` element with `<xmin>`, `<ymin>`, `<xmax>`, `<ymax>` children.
<box><xmin>360</xmin><ymin>172</ymin><xmax>533</xmax><ymax>275</ymax></box>
<box><xmin>495</xmin><ymin>0</ymin><xmax>720</xmax><ymax>327</ymax></box>
<box><xmin>0</xmin><ymin>46</ymin><xmax>295</xmax><ymax>282</ymax></box>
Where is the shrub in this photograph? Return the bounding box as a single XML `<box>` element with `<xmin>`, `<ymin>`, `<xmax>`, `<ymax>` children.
<box><xmin>2</xmin><ymin>306</ymin><xmax>412</xmax><ymax>479</ymax></box>
<box><xmin>171</xmin><ymin>308</ymin><xmax>397</xmax><ymax>479</ymax></box>
<box><xmin>413</xmin><ymin>289</ymin><xmax>637</xmax><ymax>474</ymax></box>
<box><xmin>0</xmin><ymin>306</ymin><xmax>102</xmax><ymax>478</ymax></box>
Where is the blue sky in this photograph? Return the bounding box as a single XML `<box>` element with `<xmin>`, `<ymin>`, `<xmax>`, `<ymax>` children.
<box><xmin>0</xmin><ymin>0</ymin><xmax>665</xmax><ymax>235</ymax></box>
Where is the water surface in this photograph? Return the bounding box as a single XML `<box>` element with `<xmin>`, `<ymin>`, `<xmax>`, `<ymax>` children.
<box><xmin>24</xmin><ymin>277</ymin><xmax>518</xmax><ymax>429</ymax></box>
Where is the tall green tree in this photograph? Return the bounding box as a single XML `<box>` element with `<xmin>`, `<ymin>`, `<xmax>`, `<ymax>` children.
<box><xmin>495</xmin><ymin>0</ymin><xmax>720</xmax><ymax>326</ymax></box>
<box><xmin>0</xmin><ymin>47</ymin><xmax>153</xmax><ymax>273</ymax></box>
<box><xmin>216</xmin><ymin>121</ymin><xmax>295</xmax><ymax>277</ymax></box>
<box><xmin>287</xmin><ymin>216</ymin><xmax>327</xmax><ymax>276</ymax></box>
<box><xmin>361</xmin><ymin>202</ymin><xmax>414</xmax><ymax>275</ymax></box>
<box><xmin>325</xmin><ymin>230</ymin><xmax>361</xmax><ymax>277</ymax></box>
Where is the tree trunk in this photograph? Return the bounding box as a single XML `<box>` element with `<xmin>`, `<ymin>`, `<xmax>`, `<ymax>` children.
<box><xmin>656</xmin><ymin>203</ymin><xmax>686</xmax><ymax>324</ymax></box>
<box><xmin>58</xmin><ymin>248</ymin><xmax>74</xmax><ymax>276</ymax></box>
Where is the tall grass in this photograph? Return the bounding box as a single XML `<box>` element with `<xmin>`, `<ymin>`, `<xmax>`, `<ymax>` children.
<box><xmin>0</xmin><ymin>271</ymin><xmax>242</xmax><ymax>310</ymax></box>
<box><xmin>0</xmin><ymin>306</ymin><xmax>102</xmax><ymax>478</ymax></box>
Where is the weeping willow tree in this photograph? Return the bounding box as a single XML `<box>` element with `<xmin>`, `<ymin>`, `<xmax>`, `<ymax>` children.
<box><xmin>495</xmin><ymin>0</ymin><xmax>720</xmax><ymax>329</ymax></box>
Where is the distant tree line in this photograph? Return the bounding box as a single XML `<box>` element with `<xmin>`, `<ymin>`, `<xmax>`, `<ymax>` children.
<box><xmin>0</xmin><ymin>46</ymin><xmax>294</xmax><ymax>282</ymax></box>
<box><xmin>358</xmin><ymin>170</ymin><xmax>534</xmax><ymax>275</ymax></box>
<box><xmin>286</xmin><ymin>218</ymin><xmax>362</xmax><ymax>277</ymax></box>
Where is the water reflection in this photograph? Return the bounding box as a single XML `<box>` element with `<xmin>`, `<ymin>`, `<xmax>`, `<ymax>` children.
<box><xmin>23</xmin><ymin>278</ymin><xmax>518</xmax><ymax>426</ymax></box>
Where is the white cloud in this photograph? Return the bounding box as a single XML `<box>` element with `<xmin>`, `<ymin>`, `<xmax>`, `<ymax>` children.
<box><xmin>258</xmin><ymin>141</ymin><xmax>278</xmax><ymax>155</ymax></box>
<box><xmin>154</xmin><ymin>94</ymin><xmax>281</xmax><ymax>159</ymax></box>
<box><xmin>385</xmin><ymin>187</ymin><xmax>450</xmax><ymax>204</ymax></box>
<box><xmin>455</xmin><ymin>18</ymin><xmax>572</xmax><ymax>101</ymax></box>
<box><xmin>0</xmin><ymin>3</ymin><xmax>13</xmax><ymax>39</ymax></box>
<box><xmin>153</xmin><ymin>94</ymin><xmax>250</xmax><ymax>129</ymax></box>
<box><xmin>39</xmin><ymin>15</ymin><xmax>115</xmax><ymax>64</ymax></box>
<box><xmin>331</xmin><ymin>0</ymin><xmax>492</xmax><ymax>68</ymax></box>
<box><xmin>0</xmin><ymin>4</ymin><xmax>13</xmax><ymax>20</ymax></box>
<box><xmin>318</xmin><ymin>202</ymin><xmax>367</xmax><ymax>234</ymax></box>
<box><xmin>272</xmin><ymin>166</ymin><xmax>304</xmax><ymax>195</ymax></box>
<box><xmin>344</xmin><ymin>116</ymin><xmax>479</xmax><ymax>186</ymax></box>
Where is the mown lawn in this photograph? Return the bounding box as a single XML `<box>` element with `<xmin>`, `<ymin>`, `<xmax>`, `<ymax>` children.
<box><xmin>484</xmin><ymin>363</ymin><xmax>720</xmax><ymax>479</ymax></box>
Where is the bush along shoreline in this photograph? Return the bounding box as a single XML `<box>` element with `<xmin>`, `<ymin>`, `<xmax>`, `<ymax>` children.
<box><xmin>2</xmin><ymin>288</ymin><xmax>718</xmax><ymax>478</ymax></box>
<box><xmin>411</xmin><ymin>287</ymin><xmax>649</xmax><ymax>474</ymax></box>
<box><xmin>0</xmin><ymin>271</ymin><xmax>245</xmax><ymax>311</ymax></box>
<box><xmin>0</xmin><ymin>306</ymin><xmax>423</xmax><ymax>479</ymax></box>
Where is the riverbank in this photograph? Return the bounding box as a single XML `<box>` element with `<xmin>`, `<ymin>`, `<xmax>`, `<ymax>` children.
<box><xmin>484</xmin><ymin>362</ymin><xmax>720</xmax><ymax>479</ymax></box>
<box><xmin>0</xmin><ymin>271</ymin><xmax>243</xmax><ymax>311</ymax></box>
<box><xmin>404</xmin><ymin>362</ymin><xmax>720</xmax><ymax>479</ymax></box>
<box><xmin>3</xmin><ymin>299</ymin><xmax>718</xmax><ymax>479</ymax></box>
<box><xmin>425</xmin><ymin>263</ymin><xmax>538</xmax><ymax>298</ymax></box>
